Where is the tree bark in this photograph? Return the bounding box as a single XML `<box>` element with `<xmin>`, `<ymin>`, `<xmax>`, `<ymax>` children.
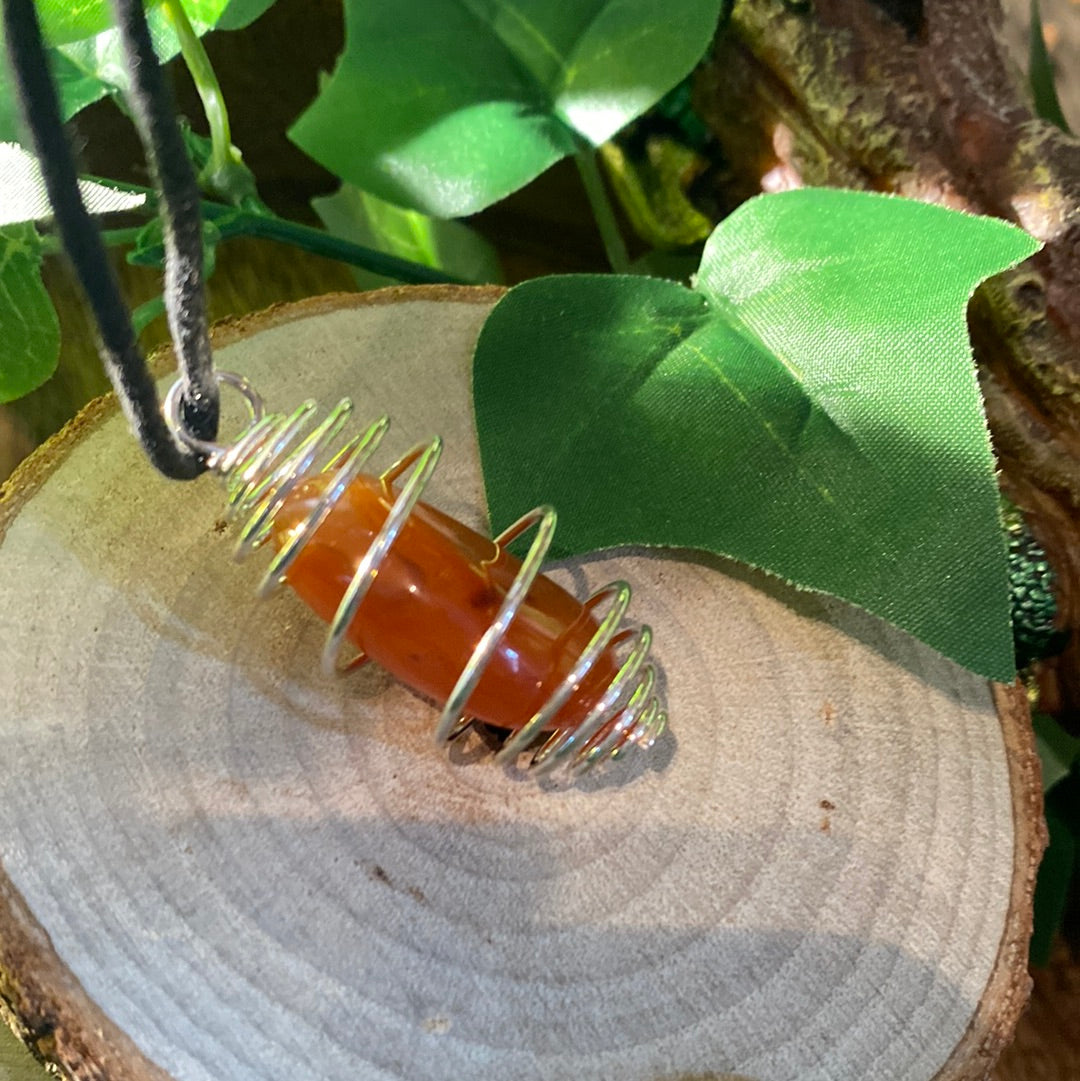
<box><xmin>0</xmin><ymin>288</ymin><xmax>1043</xmax><ymax>1081</ymax></box>
<box><xmin>991</xmin><ymin>940</ymin><xmax>1080</xmax><ymax>1081</ymax></box>
<box><xmin>695</xmin><ymin>0</ymin><xmax>1080</xmax><ymax>724</ymax></box>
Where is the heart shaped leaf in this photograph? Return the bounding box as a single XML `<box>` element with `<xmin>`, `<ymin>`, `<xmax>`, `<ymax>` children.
<box><xmin>473</xmin><ymin>189</ymin><xmax>1040</xmax><ymax>680</ymax></box>
<box><xmin>312</xmin><ymin>182</ymin><xmax>501</xmax><ymax>289</ymax></box>
<box><xmin>288</xmin><ymin>0</ymin><xmax>727</xmax><ymax>217</ymax></box>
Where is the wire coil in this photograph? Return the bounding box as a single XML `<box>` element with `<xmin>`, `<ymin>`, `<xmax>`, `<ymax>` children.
<box><xmin>164</xmin><ymin>371</ymin><xmax>666</xmax><ymax>775</ymax></box>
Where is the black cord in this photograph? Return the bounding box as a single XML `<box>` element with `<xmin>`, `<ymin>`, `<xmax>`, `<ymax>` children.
<box><xmin>109</xmin><ymin>0</ymin><xmax>218</xmax><ymax>445</ymax></box>
<box><xmin>1</xmin><ymin>0</ymin><xmax>218</xmax><ymax>480</ymax></box>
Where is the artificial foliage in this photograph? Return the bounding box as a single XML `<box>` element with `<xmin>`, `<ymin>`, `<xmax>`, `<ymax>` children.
<box><xmin>0</xmin><ymin>0</ymin><xmax>1075</xmax><ymax>976</ymax></box>
<box><xmin>289</xmin><ymin>0</ymin><xmax>728</xmax><ymax>216</ymax></box>
<box><xmin>0</xmin><ymin>221</ymin><xmax>58</xmax><ymax>402</ymax></box>
<box><xmin>0</xmin><ymin>0</ymin><xmax>275</xmax><ymax>400</ymax></box>
<box><xmin>0</xmin><ymin>4</ymin><xmax>1051</xmax><ymax>686</ymax></box>
<box><xmin>474</xmin><ymin>190</ymin><xmax>1039</xmax><ymax>680</ymax></box>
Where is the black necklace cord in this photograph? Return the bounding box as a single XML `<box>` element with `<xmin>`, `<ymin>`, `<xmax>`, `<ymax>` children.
<box><xmin>1</xmin><ymin>0</ymin><xmax>217</xmax><ymax>480</ymax></box>
<box><xmin>109</xmin><ymin>0</ymin><xmax>218</xmax><ymax>447</ymax></box>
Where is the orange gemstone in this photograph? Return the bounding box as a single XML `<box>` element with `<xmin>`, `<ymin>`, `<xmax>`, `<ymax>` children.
<box><xmin>270</xmin><ymin>473</ymin><xmax>619</xmax><ymax>733</ymax></box>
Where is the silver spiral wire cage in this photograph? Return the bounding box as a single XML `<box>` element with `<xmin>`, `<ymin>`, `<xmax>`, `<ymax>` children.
<box><xmin>164</xmin><ymin>371</ymin><xmax>667</xmax><ymax>775</ymax></box>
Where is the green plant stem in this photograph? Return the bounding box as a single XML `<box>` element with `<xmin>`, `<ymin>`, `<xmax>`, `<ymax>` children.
<box><xmin>575</xmin><ymin>145</ymin><xmax>630</xmax><ymax>274</ymax></box>
<box><xmin>209</xmin><ymin>208</ymin><xmax>465</xmax><ymax>284</ymax></box>
<box><xmin>38</xmin><ymin>226</ymin><xmax>146</xmax><ymax>255</ymax></box>
<box><xmin>79</xmin><ymin>177</ymin><xmax>465</xmax><ymax>285</ymax></box>
<box><xmin>160</xmin><ymin>0</ymin><xmax>234</xmax><ymax>177</ymax></box>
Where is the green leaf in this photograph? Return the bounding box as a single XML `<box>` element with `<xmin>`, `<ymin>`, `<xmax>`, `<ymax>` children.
<box><xmin>0</xmin><ymin>142</ymin><xmax>145</xmax><ymax>225</ymax></box>
<box><xmin>214</xmin><ymin>0</ymin><xmax>279</xmax><ymax>31</ymax></box>
<box><xmin>0</xmin><ymin>0</ymin><xmax>253</xmax><ymax>51</ymax></box>
<box><xmin>0</xmin><ymin>51</ymin><xmax>24</xmax><ymax>143</ymax></box>
<box><xmin>0</xmin><ymin>223</ymin><xmax>60</xmax><ymax>402</ymax></box>
<box><xmin>24</xmin><ymin>1</ymin><xmax>114</xmax><ymax>46</ymax></box>
<box><xmin>179</xmin><ymin>0</ymin><xmax>244</xmax><ymax>23</ymax></box>
<box><xmin>0</xmin><ymin>0</ymin><xmax>261</xmax><ymax>141</ymax></box>
<box><xmin>1029</xmin><ymin>0</ymin><xmax>1070</xmax><ymax>133</ymax></box>
<box><xmin>51</xmin><ymin>33</ymin><xmax>132</xmax><ymax>107</ymax></box>
<box><xmin>1031</xmin><ymin>805</ymin><xmax>1076</xmax><ymax>966</ymax></box>
<box><xmin>53</xmin><ymin>4</ymin><xmax>219</xmax><ymax>96</ymax></box>
<box><xmin>288</xmin><ymin>0</ymin><xmax>727</xmax><ymax>217</ymax></box>
<box><xmin>473</xmin><ymin>189</ymin><xmax>1040</xmax><ymax>680</ymax></box>
<box><xmin>47</xmin><ymin>46</ymin><xmax>116</xmax><ymax>117</ymax></box>
<box><xmin>312</xmin><ymin>183</ymin><xmax>502</xmax><ymax>290</ymax></box>
<box><xmin>1032</xmin><ymin>761</ymin><xmax>1080</xmax><ymax>965</ymax></box>
<box><xmin>1034</xmin><ymin>710</ymin><xmax>1080</xmax><ymax>791</ymax></box>
<box><xmin>0</xmin><ymin>40</ymin><xmax>112</xmax><ymax>143</ymax></box>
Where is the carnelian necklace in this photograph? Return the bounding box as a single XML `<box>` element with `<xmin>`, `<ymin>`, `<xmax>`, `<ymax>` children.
<box><xmin>161</xmin><ymin>375</ymin><xmax>666</xmax><ymax>775</ymax></box>
<box><xmin>4</xmin><ymin>0</ymin><xmax>665</xmax><ymax>777</ymax></box>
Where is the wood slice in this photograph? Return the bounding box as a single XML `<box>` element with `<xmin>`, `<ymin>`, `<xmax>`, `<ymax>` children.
<box><xmin>0</xmin><ymin>287</ymin><xmax>1043</xmax><ymax>1081</ymax></box>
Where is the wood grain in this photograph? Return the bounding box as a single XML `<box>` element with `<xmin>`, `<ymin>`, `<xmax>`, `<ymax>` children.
<box><xmin>0</xmin><ymin>289</ymin><xmax>1040</xmax><ymax>1081</ymax></box>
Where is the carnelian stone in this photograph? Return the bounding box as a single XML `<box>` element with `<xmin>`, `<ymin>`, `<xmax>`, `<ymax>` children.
<box><xmin>270</xmin><ymin>473</ymin><xmax>619</xmax><ymax>733</ymax></box>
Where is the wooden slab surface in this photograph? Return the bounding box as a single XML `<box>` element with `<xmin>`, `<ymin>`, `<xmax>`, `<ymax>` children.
<box><xmin>0</xmin><ymin>288</ymin><xmax>1041</xmax><ymax>1081</ymax></box>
